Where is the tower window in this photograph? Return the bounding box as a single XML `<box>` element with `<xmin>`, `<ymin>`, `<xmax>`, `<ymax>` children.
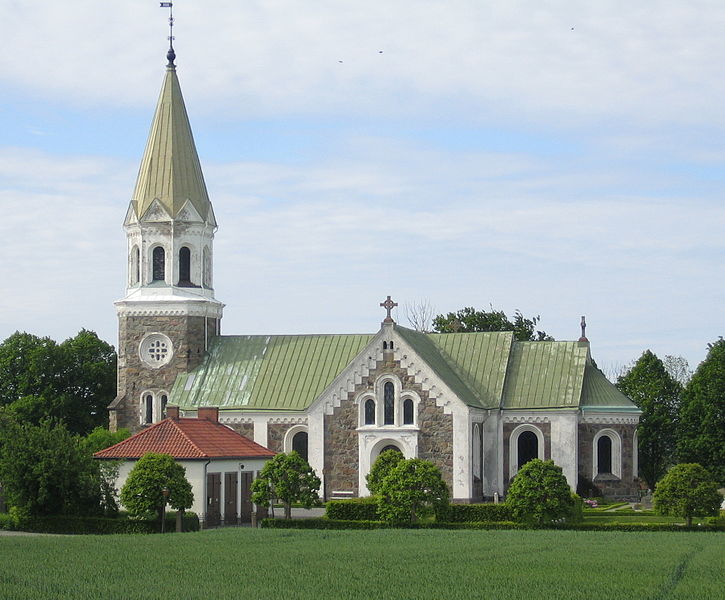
<box><xmin>152</xmin><ymin>246</ymin><xmax>165</xmax><ymax>282</ymax></box>
<box><xmin>403</xmin><ymin>398</ymin><xmax>414</xmax><ymax>424</ymax></box>
<box><xmin>179</xmin><ymin>247</ymin><xmax>191</xmax><ymax>286</ymax></box>
<box><xmin>384</xmin><ymin>382</ymin><xmax>395</xmax><ymax>425</ymax></box>
<box><xmin>144</xmin><ymin>394</ymin><xmax>153</xmax><ymax>424</ymax></box>
<box><xmin>364</xmin><ymin>399</ymin><xmax>376</xmax><ymax>425</ymax></box>
<box><xmin>161</xmin><ymin>394</ymin><xmax>168</xmax><ymax>418</ymax></box>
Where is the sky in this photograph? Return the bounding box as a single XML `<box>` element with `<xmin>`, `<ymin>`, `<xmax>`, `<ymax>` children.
<box><xmin>1</xmin><ymin>0</ymin><xmax>723</xmax><ymax>377</ymax></box>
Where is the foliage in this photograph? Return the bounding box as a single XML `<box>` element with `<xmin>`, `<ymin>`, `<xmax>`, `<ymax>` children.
<box><xmin>506</xmin><ymin>459</ymin><xmax>577</xmax><ymax>525</ymax></box>
<box><xmin>653</xmin><ymin>463</ymin><xmax>721</xmax><ymax>527</ymax></box>
<box><xmin>81</xmin><ymin>426</ymin><xmax>131</xmax><ymax>454</ymax></box>
<box><xmin>365</xmin><ymin>448</ymin><xmax>404</xmax><ymax>496</ymax></box>
<box><xmin>677</xmin><ymin>339</ymin><xmax>725</xmax><ymax>485</ymax></box>
<box><xmin>0</xmin><ymin>415</ymin><xmax>102</xmax><ymax>516</ymax></box>
<box><xmin>434</xmin><ymin>502</ymin><xmax>512</xmax><ymax>522</ymax></box>
<box><xmin>0</xmin><ymin>511</ymin><xmax>199</xmax><ymax>534</ymax></box>
<box><xmin>251</xmin><ymin>451</ymin><xmax>321</xmax><ymax>519</ymax></box>
<box><xmin>616</xmin><ymin>350</ymin><xmax>681</xmax><ymax>488</ymax></box>
<box><xmin>375</xmin><ymin>458</ymin><xmax>449</xmax><ymax>525</ymax></box>
<box><xmin>0</xmin><ymin>330</ymin><xmax>116</xmax><ymax>434</ymax></box>
<box><xmin>432</xmin><ymin>306</ymin><xmax>553</xmax><ymax>341</ymax></box>
<box><xmin>0</xmin><ymin>529</ymin><xmax>723</xmax><ymax>599</ymax></box>
<box><xmin>404</xmin><ymin>299</ymin><xmax>436</xmax><ymax>332</ymax></box>
<box><xmin>325</xmin><ymin>497</ymin><xmax>379</xmax><ymax>521</ymax></box>
<box><xmin>119</xmin><ymin>453</ymin><xmax>193</xmax><ymax>525</ymax></box>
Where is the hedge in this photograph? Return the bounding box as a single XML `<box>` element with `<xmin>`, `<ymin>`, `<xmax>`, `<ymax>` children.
<box><xmin>0</xmin><ymin>512</ymin><xmax>200</xmax><ymax>534</ymax></box>
<box><xmin>435</xmin><ymin>503</ymin><xmax>512</xmax><ymax>522</ymax></box>
<box><xmin>326</xmin><ymin>498</ymin><xmax>379</xmax><ymax>521</ymax></box>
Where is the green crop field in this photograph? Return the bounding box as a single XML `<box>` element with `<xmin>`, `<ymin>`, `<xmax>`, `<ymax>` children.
<box><xmin>0</xmin><ymin>529</ymin><xmax>723</xmax><ymax>599</ymax></box>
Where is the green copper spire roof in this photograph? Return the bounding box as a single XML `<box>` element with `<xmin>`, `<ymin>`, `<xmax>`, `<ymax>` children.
<box><xmin>131</xmin><ymin>60</ymin><xmax>211</xmax><ymax>222</ymax></box>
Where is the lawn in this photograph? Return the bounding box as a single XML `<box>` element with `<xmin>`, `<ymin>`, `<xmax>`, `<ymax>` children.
<box><xmin>0</xmin><ymin>528</ymin><xmax>723</xmax><ymax>599</ymax></box>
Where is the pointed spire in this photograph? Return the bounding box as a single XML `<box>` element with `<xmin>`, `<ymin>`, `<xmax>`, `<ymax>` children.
<box><xmin>131</xmin><ymin>54</ymin><xmax>212</xmax><ymax>224</ymax></box>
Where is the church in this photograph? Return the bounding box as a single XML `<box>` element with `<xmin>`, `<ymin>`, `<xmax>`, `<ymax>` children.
<box><xmin>108</xmin><ymin>42</ymin><xmax>641</xmax><ymax>504</ymax></box>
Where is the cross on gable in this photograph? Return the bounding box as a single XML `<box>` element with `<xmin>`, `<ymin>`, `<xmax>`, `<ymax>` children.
<box><xmin>380</xmin><ymin>295</ymin><xmax>398</xmax><ymax>322</ymax></box>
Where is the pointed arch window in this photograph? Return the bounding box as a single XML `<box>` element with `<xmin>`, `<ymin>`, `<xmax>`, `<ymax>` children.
<box><xmin>178</xmin><ymin>247</ymin><xmax>191</xmax><ymax>286</ymax></box>
<box><xmin>152</xmin><ymin>246</ymin><xmax>165</xmax><ymax>282</ymax></box>
<box><xmin>384</xmin><ymin>382</ymin><xmax>395</xmax><ymax>425</ymax></box>
<box><xmin>364</xmin><ymin>399</ymin><xmax>376</xmax><ymax>425</ymax></box>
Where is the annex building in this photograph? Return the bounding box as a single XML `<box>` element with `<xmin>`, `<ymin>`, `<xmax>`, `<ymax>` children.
<box><xmin>109</xmin><ymin>45</ymin><xmax>641</xmax><ymax>504</ymax></box>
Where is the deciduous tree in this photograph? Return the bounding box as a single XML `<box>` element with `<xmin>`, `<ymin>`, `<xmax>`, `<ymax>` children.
<box><xmin>432</xmin><ymin>306</ymin><xmax>553</xmax><ymax>341</ymax></box>
<box><xmin>119</xmin><ymin>453</ymin><xmax>193</xmax><ymax>526</ymax></box>
<box><xmin>250</xmin><ymin>451</ymin><xmax>321</xmax><ymax>519</ymax></box>
<box><xmin>506</xmin><ymin>459</ymin><xmax>577</xmax><ymax>526</ymax></box>
<box><xmin>653</xmin><ymin>463</ymin><xmax>721</xmax><ymax>526</ymax></box>
<box><xmin>376</xmin><ymin>458</ymin><xmax>449</xmax><ymax>525</ymax></box>
<box><xmin>677</xmin><ymin>339</ymin><xmax>725</xmax><ymax>485</ymax></box>
<box><xmin>366</xmin><ymin>448</ymin><xmax>404</xmax><ymax>496</ymax></box>
<box><xmin>616</xmin><ymin>350</ymin><xmax>681</xmax><ymax>488</ymax></box>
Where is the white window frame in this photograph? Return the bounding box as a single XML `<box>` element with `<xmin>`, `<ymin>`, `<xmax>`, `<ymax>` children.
<box><xmin>509</xmin><ymin>424</ymin><xmax>545</xmax><ymax>480</ymax></box>
<box><xmin>592</xmin><ymin>429</ymin><xmax>622</xmax><ymax>479</ymax></box>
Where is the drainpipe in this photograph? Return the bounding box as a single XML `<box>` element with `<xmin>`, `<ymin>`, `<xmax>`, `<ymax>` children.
<box><xmin>202</xmin><ymin>459</ymin><xmax>210</xmax><ymax>529</ymax></box>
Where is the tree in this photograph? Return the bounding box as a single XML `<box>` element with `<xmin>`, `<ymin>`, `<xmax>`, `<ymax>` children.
<box><xmin>616</xmin><ymin>350</ymin><xmax>681</xmax><ymax>488</ymax></box>
<box><xmin>375</xmin><ymin>458</ymin><xmax>449</xmax><ymax>525</ymax></box>
<box><xmin>677</xmin><ymin>339</ymin><xmax>725</xmax><ymax>485</ymax></box>
<box><xmin>0</xmin><ymin>330</ymin><xmax>116</xmax><ymax>434</ymax></box>
<box><xmin>81</xmin><ymin>426</ymin><xmax>131</xmax><ymax>455</ymax></box>
<box><xmin>405</xmin><ymin>299</ymin><xmax>436</xmax><ymax>332</ymax></box>
<box><xmin>366</xmin><ymin>448</ymin><xmax>404</xmax><ymax>496</ymax></box>
<box><xmin>506</xmin><ymin>459</ymin><xmax>577</xmax><ymax>526</ymax></box>
<box><xmin>120</xmin><ymin>453</ymin><xmax>193</xmax><ymax>527</ymax></box>
<box><xmin>251</xmin><ymin>451</ymin><xmax>321</xmax><ymax>519</ymax></box>
<box><xmin>432</xmin><ymin>306</ymin><xmax>553</xmax><ymax>341</ymax></box>
<box><xmin>653</xmin><ymin>463</ymin><xmax>721</xmax><ymax>527</ymax></box>
<box><xmin>0</xmin><ymin>414</ymin><xmax>101</xmax><ymax>516</ymax></box>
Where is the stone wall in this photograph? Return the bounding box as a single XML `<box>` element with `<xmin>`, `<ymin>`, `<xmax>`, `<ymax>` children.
<box><xmin>324</xmin><ymin>398</ymin><xmax>360</xmax><ymax>497</ymax></box>
<box><xmin>416</xmin><ymin>395</ymin><xmax>453</xmax><ymax>489</ymax></box>
<box><xmin>225</xmin><ymin>421</ymin><xmax>254</xmax><ymax>440</ymax></box>
<box><xmin>113</xmin><ymin>314</ymin><xmax>218</xmax><ymax>432</ymax></box>
<box><xmin>578</xmin><ymin>422</ymin><xmax>639</xmax><ymax>500</ymax></box>
<box><xmin>267</xmin><ymin>423</ymin><xmax>294</xmax><ymax>453</ymax></box>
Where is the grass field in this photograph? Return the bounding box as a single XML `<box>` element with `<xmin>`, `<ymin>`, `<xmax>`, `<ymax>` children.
<box><xmin>0</xmin><ymin>529</ymin><xmax>723</xmax><ymax>599</ymax></box>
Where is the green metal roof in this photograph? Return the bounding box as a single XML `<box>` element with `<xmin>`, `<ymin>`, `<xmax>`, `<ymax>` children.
<box><xmin>131</xmin><ymin>64</ymin><xmax>212</xmax><ymax>223</ymax></box>
<box><xmin>397</xmin><ymin>327</ymin><xmax>512</xmax><ymax>409</ymax></box>
<box><xmin>580</xmin><ymin>362</ymin><xmax>639</xmax><ymax>411</ymax></box>
<box><xmin>171</xmin><ymin>334</ymin><xmax>374</xmax><ymax>411</ymax></box>
<box><xmin>501</xmin><ymin>341</ymin><xmax>588</xmax><ymax>409</ymax></box>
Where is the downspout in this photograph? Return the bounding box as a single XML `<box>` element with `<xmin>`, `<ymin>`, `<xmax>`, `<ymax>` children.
<box><xmin>202</xmin><ymin>459</ymin><xmax>210</xmax><ymax>528</ymax></box>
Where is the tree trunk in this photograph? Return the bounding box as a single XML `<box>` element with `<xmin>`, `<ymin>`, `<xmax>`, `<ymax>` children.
<box><xmin>284</xmin><ymin>502</ymin><xmax>292</xmax><ymax>519</ymax></box>
<box><xmin>686</xmin><ymin>514</ymin><xmax>692</xmax><ymax>527</ymax></box>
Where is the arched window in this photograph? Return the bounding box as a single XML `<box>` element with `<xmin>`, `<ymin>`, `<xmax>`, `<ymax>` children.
<box><xmin>384</xmin><ymin>382</ymin><xmax>395</xmax><ymax>425</ymax></box>
<box><xmin>364</xmin><ymin>399</ymin><xmax>376</xmax><ymax>425</ymax></box>
<box><xmin>161</xmin><ymin>394</ymin><xmax>168</xmax><ymax>418</ymax></box>
<box><xmin>130</xmin><ymin>245</ymin><xmax>140</xmax><ymax>285</ymax></box>
<box><xmin>383</xmin><ymin>341</ymin><xmax>388</xmax><ymax>350</ymax></box>
<box><xmin>403</xmin><ymin>398</ymin><xmax>414</xmax><ymax>424</ymax></box>
<box><xmin>178</xmin><ymin>247</ymin><xmax>191</xmax><ymax>285</ymax></box>
<box><xmin>144</xmin><ymin>394</ymin><xmax>153</xmax><ymax>424</ymax></box>
<box><xmin>152</xmin><ymin>246</ymin><xmax>165</xmax><ymax>282</ymax></box>
<box><xmin>380</xmin><ymin>445</ymin><xmax>402</xmax><ymax>455</ymax></box>
<box><xmin>597</xmin><ymin>435</ymin><xmax>613</xmax><ymax>474</ymax></box>
<box><xmin>389</xmin><ymin>341</ymin><xmax>394</xmax><ymax>350</ymax></box>
<box><xmin>517</xmin><ymin>430</ymin><xmax>538</xmax><ymax>470</ymax></box>
<box><xmin>292</xmin><ymin>431</ymin><xmax>308</xmax><ymax>462</ymax></box>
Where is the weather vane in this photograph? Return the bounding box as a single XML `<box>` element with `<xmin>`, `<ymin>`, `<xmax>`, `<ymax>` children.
<box><xmin>160</xmin><ymin>2</ymin><xmax>175</xmax><ymax>65</ymax></box>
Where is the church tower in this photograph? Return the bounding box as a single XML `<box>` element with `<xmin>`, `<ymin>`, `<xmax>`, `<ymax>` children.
<box><xmin>109</xmin><ymin>44</ymin><xmax>223</xmax><ymax>432</ymax></box>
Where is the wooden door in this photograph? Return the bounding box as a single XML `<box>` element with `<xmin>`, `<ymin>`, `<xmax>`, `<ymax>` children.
<box><xmin>224</xmin><ymin>472</ymin><xmax>238</xmax><ymax>525</ymax></box>
<box><xmin>206</xmin><ymin>472</ymin><xmax>221</xmax><ymax>527</ymax></box>
<box><xmin>239</xmin><ymin>471</ymin><xmax>253</xmax><ymax>523</ymax></box>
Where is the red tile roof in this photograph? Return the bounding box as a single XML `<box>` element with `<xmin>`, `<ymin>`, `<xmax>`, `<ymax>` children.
<box><xmin>94</xmin><ymin>418</ymin><xmax>276</xmax><ymax>460</ymax></box>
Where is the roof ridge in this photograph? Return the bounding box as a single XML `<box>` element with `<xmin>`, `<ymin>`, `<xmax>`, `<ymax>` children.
<box><xmin>95</xmin><ymin>418</ymin><xmax>170</xmax><ymax>456</ymax></box>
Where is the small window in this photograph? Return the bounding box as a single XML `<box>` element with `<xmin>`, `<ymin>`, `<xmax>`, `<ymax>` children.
<box><xmin>161</xmin><ymin>395</ymin><xmax>168</xmax><ymax>418</ymax></box>
<box><xmin>403</xmin><ymin>398</ymin><xmax>414</xmax><ymax>424</ymax></box>
<box><xmin>292</xmin><ymin>431</ymin><xmax>309</xmax><ymax>462</ymax></box>
<box><xmin>517</xmin><ymin>430</ymin><xmax>538</xmax><ymax>469</ymax></box>
<box><xmin>144</xmin><ymin>394</ymin><xmax>153</xmax><ymax>424</ymax></box>
<box><xmin>364</xmin><ymin>399</ymin><xmax>376</xmax><ymax>425</ymax></box>
<box><xmin>179</xmin><ymin>247</ymin><xmax>191</xmax><ymax>285</ymax></box>
<box><xmin>152</xmin><ymin>246</ymin><xmax>165</xmax><ymax>282</ymax></box>
<box><xmin>389</xmin><ymin>341</ymin><xmax>394</xmax><ymax>350</ymax></box>
<box><xmin>384</xmin><ymin>382</ymin><xmax>395</xmax><ymax>425</ymax></box>
<box><xmin>383</xmin><ymin>341</ymin><xmax>388</xmax><ymax>350</ymax></box>
<box><xmin>597</xmin><ymin>435</ymin><xmax>612</xmax><ymax>474</ymax></box>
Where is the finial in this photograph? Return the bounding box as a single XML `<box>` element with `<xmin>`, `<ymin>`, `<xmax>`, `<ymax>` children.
<box><xmin>579</xmin><ymin>315</ymin><xmax>589</xmax><ymax>342</ymax></box>
<box><xmin>160</xmin><ymin>2</ymin><xmax>176</xmax><ymax>66</ymax></box>
<box><xmin>380</xmin><ymin>295</ymin><xmax>398</xmax><ymax>323</ymax></box>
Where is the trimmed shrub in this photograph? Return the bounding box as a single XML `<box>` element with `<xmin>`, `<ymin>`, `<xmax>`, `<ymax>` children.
<box><xmin>262</xmin><ymin>518</ymin><xmax>386</xmax><ymax>530</ymax></box>
<box><xmin>326</xmin><ymin>497</ymin><xmax>379</xmax><ymax>521</ymax></box>
<box><xmin>4</xmin><ymin>512</ymin><xmax>199</xmax><ymax>534</ymax></box>
<box><xmin>435</xmin><ymin>503</ymin><xmax>512</xmax><ymax>523</ymax></box>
